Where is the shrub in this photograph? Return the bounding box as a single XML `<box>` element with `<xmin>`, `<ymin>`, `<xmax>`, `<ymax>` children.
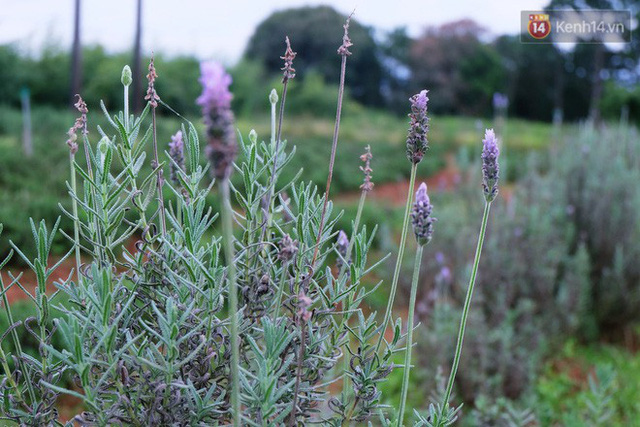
<box><xmin>0</xmin><ymin>23</ymin><xmax>500</xmax><ymax>425</ymax></box>
<box><xmin>411</xmin><ymin>123</ymin><xmax>640</xmax><ymax>420</ymax></box>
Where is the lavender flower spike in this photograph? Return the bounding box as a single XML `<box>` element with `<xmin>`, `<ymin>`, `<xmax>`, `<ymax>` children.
<box><xmin>406</xmin><ymin>90</ymin><xmax>429</xmax><ymax>164</ymax></box>
<box><xmin>168</xmin><ymin>130</ymin><xmax>185</xmax><ymax>185</ymax></box>
<box><xmin>481</xmin><ymin>128</ymin><xmax>500</xmax><ymax>202</ymax></box>
<box><xmin>411</xmin><ymin>183</ymin><xmax>436</xmax><ymax>246</ymax></box>
<box><xmin>197</xmin><ymin>61</ymin><xmax>237</xmax><ymax>180</ymax></box>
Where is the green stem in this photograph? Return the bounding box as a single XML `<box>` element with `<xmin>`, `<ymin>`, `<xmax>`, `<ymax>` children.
<box><xmin>124</xmin><ymin>84</ymin><xmax>129</xmax><ymax>131</ymax></box>
<box><xmin>0</xmin><ymin>275</ymin><xmax>36</xmax><ymax>402</ymax></box>
<box><xmin>440</xmin><ymin>201</ymin><xmax>491</xmax><ymax>417</ymax></box>
<box><xmin>69</xmin><ymin>152</ymin><xmax>82</xmax><ymax>279</ymax></box>
<box><xmin>0</xmin><ymin>345</ymin><xmax>22</xmax><ymax>401</ymax></box>
<box><xmin>375</xmin><ymin>164</ymin><xmax>417</xmax><ymax>354</ymax></box>
<box><xmin>398</xmin><ymin>245</ymin><xmax>424</xmax><ymax>426</ymax></box>
<box><xmin>151</xmin><ymin>108</ymin><xmax>167</xmax><ymax>238</ymax></box>
<box><xmin>221</xmin><ymin>178</ymin><xmax>240</xmax><ymax>426</ymax></box>
<box><xmin>273</xmin><ymin>266</ymin><xmax>289</xmax><ymax>320</ymax></box>
<box><xmin>339</xmin><ymin>189</ymin><xmax>367</xmax><ymax>397</ymax></box>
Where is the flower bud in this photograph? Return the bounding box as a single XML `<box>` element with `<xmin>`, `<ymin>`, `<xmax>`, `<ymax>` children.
<box><xmin>249</xmin><ymin>129</ymin><xmax>257</xmax><ymax>144</ymax></box>
<box><xmin>121</xmin><ymin>65</ymin><xmax>132</xmax><ymax>87</ymax></box>
<box><xmin>336</xmin><ymin>230</ymin><xmax>349</xmax><ymax>269</ymax></box>
<box><xmin>269</xmin><ymin>89</ymin><xmax>278</xmax><ymax>105</ymax></box>
<box><xmin>98</xmin><ymin>136</ymin><xmax>110</xmax><ymax>154</ymax></box>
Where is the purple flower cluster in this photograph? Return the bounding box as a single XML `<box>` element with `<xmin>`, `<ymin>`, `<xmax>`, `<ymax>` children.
<box><xmin>278</xmin><ymin>234</ymin><xmax>298</xmax><ymax>263</ymax></box>
<box><xmin>492</xmin><ymin>92</ymin><xmax>509</xmax><ymax>111</ymax></box>
<box><xmin>406</xmin><ymin>90</ymin><xmax>430</xmax><ymax>164</ymax></box>
<box><xmin>65</xmin><ymin>95</ymin><xmax>88</xmax><ymax>155</ymax></box>
<box><xmin>197</xmin><ymin>61</ymin><xmax>236</xmax><ymax>180</ymax></box>
<box><xmin>411</xmin><ymin>183</ymin><xmax>436</xmax><ymax>246</ymax></box>
<box><xmin>359</xmin><ymin>145</ymin><xmax>374</xmax><ymax>193</ymax></box>
<box><xmin>281</xmin><ymin>37</ymin><xmax>296</xmax><ymax>83</ymax></box>
<box><xmin>168</xmin><ymin>130</ymin><xmax>184</xmax><ymax>185</ymax></box>
<box><xmin>481</xmin><ymin>129</ymin><xmax>500</xmax><ymax>202</ymax></box>
<box><xmin>196</xmin><ymin>62</ymin><xmax>233</xmax><ymax>116</ymax></box>
<box><xmin>336</xmin><ymin>230</ymin><xmax>349</xmax><ymax>269</ymax></box>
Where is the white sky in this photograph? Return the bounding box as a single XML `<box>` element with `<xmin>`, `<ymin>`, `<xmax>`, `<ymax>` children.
<box><xmin>0</xmin><ymin>0</ymin><xmax>548</xmax><ymax>64</ymax></box>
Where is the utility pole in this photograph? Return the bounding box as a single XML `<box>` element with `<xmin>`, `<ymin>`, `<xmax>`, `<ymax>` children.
<box><xmin>132</xmin><ymin>0</ymin><xmax>143</xmax><ymax>112</ymax></box>
<box><xmin>70</xmin><ymin>0</ymin><xmax>82</xmax><ymax>105</ymax></box>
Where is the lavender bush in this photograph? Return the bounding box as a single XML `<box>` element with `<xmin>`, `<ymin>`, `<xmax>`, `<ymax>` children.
<box><xmin>410</xmin><ymin>122</ymin><xmax>640</xmax><ymax>424</ymax></box>
<box><xmin>0</xmin><ymin>20</ymin><xmax>500</xmax><ymax>426</ymax></box>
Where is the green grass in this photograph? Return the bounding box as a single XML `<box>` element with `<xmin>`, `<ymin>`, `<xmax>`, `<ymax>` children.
<box><xmin>0</xmin><ymin>104</ymin><xmax>555</xmax><ymax>259</ymax></box>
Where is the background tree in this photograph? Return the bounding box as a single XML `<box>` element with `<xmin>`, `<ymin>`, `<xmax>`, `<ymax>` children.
<box><xmin>245</xmin><ymin>6</ymin><xmax>384</xmax><ymax>106</ymax></box>
<box><xmin>410</xmin><ymin>20</ymin><xmax>505</xmax><ymax>116</ymax></box>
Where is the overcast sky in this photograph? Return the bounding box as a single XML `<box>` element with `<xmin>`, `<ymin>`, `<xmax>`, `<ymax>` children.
<box><xmin>1</xmin><ymin>0</ymin><xmax>548</xmax><ymax>64</ymax></box>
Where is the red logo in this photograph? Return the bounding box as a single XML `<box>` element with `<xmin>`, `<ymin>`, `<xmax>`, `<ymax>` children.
<box><xmin>528</xmin><ymin>14</ymin><xmax>551</xmax><ymax>39</ymax></box>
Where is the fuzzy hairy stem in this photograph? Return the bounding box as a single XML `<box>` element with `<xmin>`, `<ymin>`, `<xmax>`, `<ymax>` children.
<box><xmin>151</xmin><ymin>107</ymin><xmax>167</xmax><ymax>237</ymax></box>
<box><xmin>288</xmin><ymin>319</ymin><xmax>307</xmax><ymax>426</ymax></box>
<box><xmin>375</xmin><ymin>164</ymin><xmax>417</xmax><ymax>354</ymax></box>
<box><xmin>398</xmin><ymin>244</ymin><xmax>424</xmax><ymax>426</ymax></box>
<box><xmin>339</xmin><ymin>189</ymin><xmax>367</xmax><ymax>397</ymax></box>
<box><xmin>0</xmin><ymin>275</ymin><xmax>36</xmax><ymax>402</ymax></box>
<box><xmin>221</xmin><ymin>178</ymin><xmax>240</xmax><ymax>426</ymax></box>
<box><xmin>311</xmin><ymin>52</ymin><xmax>348</xmax><ymax>268</ymax></box>
<box><xmin>263</xmin><ymin>81</ymin><xmax>289</xmax><ymax>244</ymax></box>
<box><xmin>273</xmin><ymin>265</ymin><xmax>289</xmax><ymax>320</ymax></box>
<box><xmin>124</xmin><ymin>85</ymin><xmax>129</xmax><ymax>131</ymax></box>
<box><xmin>69</xmin><ymin>152</ymin><xmax>82</xmax><ymax>278</ymax></box>
<box><xmin>440</xmin><ymin>201</ymin><xmax>491</xmax><ymax>417</ymax></box>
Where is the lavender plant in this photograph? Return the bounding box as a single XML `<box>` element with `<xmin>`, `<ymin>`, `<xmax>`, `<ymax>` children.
<box><xmin>0</xmin><ymin>18</ymin><xmax>501</xmax><ymax>427</ymax></box>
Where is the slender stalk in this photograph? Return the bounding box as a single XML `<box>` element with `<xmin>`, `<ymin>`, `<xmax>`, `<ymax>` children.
<box><xmin>69</xmin><ymin>152</ymin><xmax>82</xmax><ymax>278</ymax></box>
<box><xmin>440</xmin><ymin>201</ymin><xmax>491</xmax><ymax>416</ymax></box>
<box><xmin>311</xmin><ymin>52</ymin><xmax>348</xmax><ymax>267</ymax></box>
<box><xmin>338</xmin><ymin>190</ymin><xmax>367</xmax><ymax>281</ymax></box>
<box><xmin>0</xmin><ymin>345</ymin><xmax>21</xmax><ymax>401</ymax></box>
<box><xmin>221</xmin><ymin>178</ymin><xmax>240</xmax><ymax>426</ymax></box>
<box><xmin>0</xmin><ymin>275</ymin><xmax>36</xmax><ymax>402</ymax></box>
<box><xmin>270</xmin><ymin>93</ymin><xmax>277</xmax><ymax>146</ymax></box>
<box><xmin>339</xmin><ymin>189</ymin><xmax>367</xmax><ymax>397</ymax></box>
<box><xmin>289</xmin><ymin>320</ymin><xmax>307</xmax><ymax>426</ymax></box>
<box><xmin>124</xmin><ymin>84</ymin><xmax>129</xmax><ymax>131</ymax></box>
<box><xmin>273</xmin><ymin>265</ymin><xmax>289</xmax><ymax>319</ymax></box>
<box><xmin>151</xmin><ymin>108</ymin><xmax>167</xmax><ymax>237</ymax></box>
<box><xmin>375</xmin><ymin>164</ymin><xmax>417</xmax><ymax>353</ymax></box>
<box><xmin>398</xmin><ymin>245</ymin><xmax>424</xmax><ymax>426</ymax></box>
<box><xmin>263</xmin><ymin>83</ymin><xmax>289</xmax><ymax>239</ymax></box>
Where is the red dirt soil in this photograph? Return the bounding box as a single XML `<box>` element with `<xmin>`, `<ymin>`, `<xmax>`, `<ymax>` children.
<box><xmin>336</xmin><ymin>154</ymin><xmax>462</xmax><ymax>207</ymax></box>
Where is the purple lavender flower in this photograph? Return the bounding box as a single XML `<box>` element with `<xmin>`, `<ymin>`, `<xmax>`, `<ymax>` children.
<box><xmin>65</xmin><ymin>95</ymin><xmax>88</xmax><ymax>154</ymax></box>
<box><xmin>168</xmin><ymin>130</ymin><xmax>184</xmax><ymax>185</ymax></box>
<box><xmin>406</xmin><ymin>90</ymin><xmax>430</xmax><ymax>164</ymax></box>
<box><xmin>481</xmin><ymin>129</ymin><xmax>500</xmax><ymax>202</ymax></box>
<box><xmin>492</xmin><ymin>92</ymin><xmax>509</xmax><ymax>111</ymax></box>
<box><xmin>197</xmin><ymin>62</ymin><xmax>233</xmax><ymax>115</ymax></box>
<box><xmin>197</xmin><ymin>61</ymin><xmax>236</xmax><ymax>180</ymax></box>
<box><xmin>278</xmin><ymin>234</ymin><xmax>298</xmax><ymax>263</ymax></box>
<box><xmin>359</xmin><ymin>145</ymin><xmax>374</xmax><ymax>193</ymax></box>
<box><xmin>145</xmin><ymin>56</ymin><xmax>160</xmax><ymax>108</ymax></box>
<box><xmin>281</xmin><ymin>36</ymin><xmax>296</xmax><ymax>83</ymax></box>
<box><xmin>411</xmin><ymin>183</ymin><xmax>436</xmax><ymax>246</ymax></box>
<box><xmin>336</xmin><ymin>230</ymin><xmax>349</xmax><ymax>269</ymax></box>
